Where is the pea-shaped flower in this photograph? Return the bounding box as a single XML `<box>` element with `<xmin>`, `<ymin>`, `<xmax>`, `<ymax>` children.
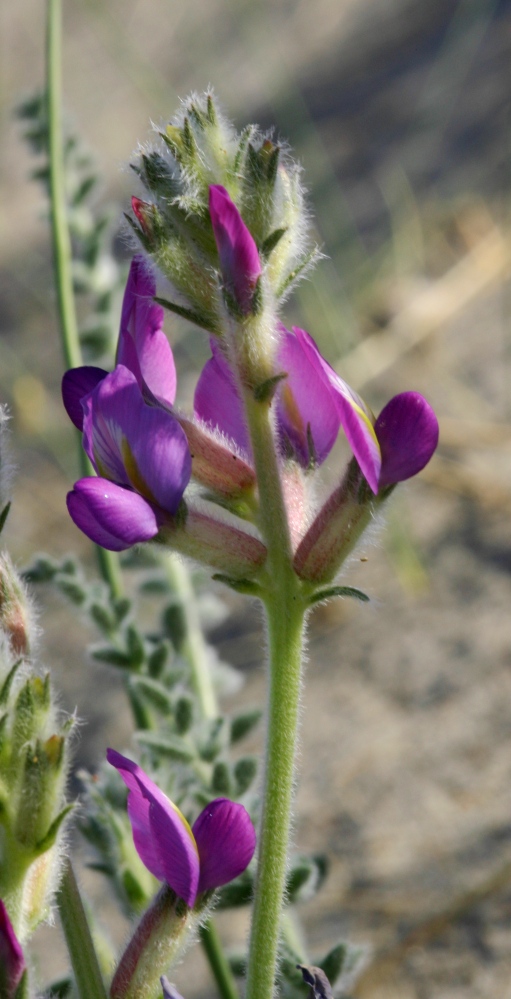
<box><xmin>107</xmin><ymin>750</ymin><xmax>256</xmax><ymax>908</ymax></box>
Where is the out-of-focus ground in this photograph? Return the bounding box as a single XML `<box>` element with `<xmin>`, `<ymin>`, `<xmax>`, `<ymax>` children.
<box><xmin>2</xmin><ymin>1</ymin><xmax>511</xmax><ymax>996</ymax></box>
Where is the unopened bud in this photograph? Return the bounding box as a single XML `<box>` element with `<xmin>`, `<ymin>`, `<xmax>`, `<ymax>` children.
<box><xmin>0</xmin><ymin>555</ymin><xmax>34</xmax><ymax>658</ymax></box>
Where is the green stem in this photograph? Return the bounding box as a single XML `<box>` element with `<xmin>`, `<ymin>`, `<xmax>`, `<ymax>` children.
<box><xmin>47</xmin><ymin>0</ymin><xmax>124</xmax><ymax>602</ymax></box>
<box><xmin>47</xmin><ymin>0</ymin><xmax>81</xmax><ymax>372</ymax></box>
<box><xmin>241</xmin><ymin>391</ymin><xmax>307</xmax><ymax>999</ymax></box>
<box><xmin>165</xmin><ymin>555</ymin><xmax>218</xmax><ymax>720</ymax></box>
<box><xmin>199</xmin><ymin>920</ymin><xmax>240</xmax><ymax>999</ymax></box>
<box><xmin>58</xmin><ymin>860</ymin><xmax>108</xmax><ymax>999</ymax></box>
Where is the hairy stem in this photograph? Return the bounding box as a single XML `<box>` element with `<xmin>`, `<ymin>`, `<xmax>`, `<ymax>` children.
<box><xmin>165</xmin><ymin>554</ymin><xmax>218</xmax><ymax>720</ymax></box>
<box><xmin>58</xmin><ymin>861</ymin><xmax>108</xmax><ymax>999</ymax></box>
<box><xmin>242</xmin><ymin>389</ymin><xmax>307</xmax><ymax>999</ymax></box>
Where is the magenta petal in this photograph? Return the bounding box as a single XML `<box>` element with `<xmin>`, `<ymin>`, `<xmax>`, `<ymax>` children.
<box><xmin>62</xmin><ymin>366</ymin><xmax>108</xmax><ymax>430</ymax></box>
<box><xmin>276</xmin><ymin>328</ymin><xmax>340</xmax><ymax>466</ymax></box>
<box><xmin>194</xmin><ymin>343</ymin><xmax>250</xmax><ymax>455</ymax></box>
<box><xmin>128</xmin><ymin>404</ymin><xmax>191</xmax><ymax>515</ymax></box>
<box><xmin>375</xmin><ymin>392</ymin><xmax>439</xmax><ymax>488</ymax></box>
<box><xmin>67</xmin><ymin>478</ymin><xmax>160</xmax><ymax>551</ymax></box>
<box><xmin>107</xmin><ymin>750</ymin><xmax>200</xmax><ymax>907</ymax></box>
<box><xmin>118</xmin><ymin>257</ymin><xmax>177</xmax><ymax>407</ymax></box>
<box><xmin>193</xmin><ymin>798</ymin><xmax>256</xmax><ymax>894</ymax></box>
<box><xmin>82</xmin><ymin>365</ymin><xmax>191</xmax><ymax>513</ymax></box>
<box><xmin>209</xmin><ymin>186</ymin><xmax>262</xmax><ymax>313</ymax></box>
<box><xmin>0</xmin><ymin>900</ymin><xmax>25</xmax><ymax>996</ymax></box>
<box><xmin>292</xmin><ymin>328</ymin><xmax>381</xmax><ymax>491</ymax></box>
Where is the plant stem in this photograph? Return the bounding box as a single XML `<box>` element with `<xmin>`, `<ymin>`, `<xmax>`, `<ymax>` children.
<box><xmin>242</xmin><ymin>391</ymin><xmax>307</xmax><ymax>999</ymax></box>
<box><xmin>47</xmin><ymin>0</ymin><xmax>80</xmax><ymax>372</ymax></box>
<box><xmin>58</xmin><ymin>860</ymin><xmax>108</xmax><ymax>999</ymax></box>
<box><xmin>165</xmin><ymin>555</ymin><xmax>218</xmax><ymax>720</ymax></box>
<box><xmin>199</xmin><ymin>920</ymin><xmax>240</xmax><ymax>999</ymax></box>
<box><xmin>47</xmin><ymin>0</ymin><xmax>124</xmax><ymax>603</ymax></box>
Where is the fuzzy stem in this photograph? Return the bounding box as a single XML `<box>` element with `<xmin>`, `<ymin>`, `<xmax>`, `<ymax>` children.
<box><xmin>199</xmin><ymin>920</ymin><xmax>240</xmax><ymax>999</ymax></box>
<box><xmin>165</xmin><ymin>555</ymin><xmax>218</xmax><ymax>721</ymax></box>
<box><xmin>46</xmin><ymin>0</ymin><xmax>124</xmax><ymax>601</ymax></box>
<box><xmin>58</xmin><ymin>860</ymin><xmax>108</xmax><ymax>999</ymax></box>
<box><xmin>241</xmin><ymin>389</ymin><xmax>307</xmax><ymax>999</ymax></box>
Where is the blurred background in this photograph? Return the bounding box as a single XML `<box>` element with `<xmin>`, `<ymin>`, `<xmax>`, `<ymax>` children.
<box><xmin>2</xmin><ymin>0</ymin><xmax>511</xmax><ymax>996</ymax></box>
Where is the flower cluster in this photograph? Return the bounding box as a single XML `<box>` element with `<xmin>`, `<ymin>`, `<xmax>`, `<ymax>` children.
<box><xmin>62</xmin><ymin>94</ymin><xmax>438</xmax><ymax>587</ymax></box>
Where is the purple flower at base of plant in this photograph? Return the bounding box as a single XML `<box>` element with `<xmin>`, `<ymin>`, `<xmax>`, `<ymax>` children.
<box><xmin>66</xmin><ymin>365</ymin><xmax>191</xmax><ymax>551</ymax></box>
<box><xmin>209</xmin><ymin>186</ymin><xmax>262</xmax><ymax>314</ymax></box>
<box><xmin>62</xmin><ymin>256</ymin><xmax>176</xmax><ymax>432</ymax></box>
<box><xmin>107</xmin><ymin>749</ymin><xmax>256</xmax><ymax>908</ymax></box>
<box><xmin>0</xmin><ymin>900</ymin><xmax>26</xmax><ymax>998</ymax></box>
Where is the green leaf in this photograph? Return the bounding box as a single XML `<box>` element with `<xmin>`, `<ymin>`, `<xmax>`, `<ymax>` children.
<box><xmin>216</xmin><ymin>869</ymin><xmax>254</xmax><ymax>909</ymax></box>
<box><xmin>260</xmin><ymin>227</ymin><xmax>287</xmax><ymax>260</ymax></box>
<box><xmin>211</xmin><ymin>760</ymin><xmax>232</xmax><ymax>796</ymax></box>
<box><xmin>211</xmin><ymin>574</ymin><xmax>262</xmax><ymax>597</ymax></box>
<box><xmin>230</xmin><ymin>708</ymin><xmax>262</xmax><ymax>743</ymax></box>
<box><xmin>129</xmin><ymin>675</ymin><xmax>173</xmax><ymax>712</ymax></box>
<box><xmin>174</xmin><ymin>696</ymin><xmax>194</xmax><ymax>734</ymax></box>
<box><xmin>309</xmin><ymin>586</ymin><xmax>369</xmax><ymax>607</ymax></box>
<box><xmin>135</xmin><ymin>731</ymin><xmax>195</xmax><ymax>763</ymax></box>
<box><xmin>234</xmin><ymin>756</ymin><xmax>258</xmax><ymax>795</ymax></box>
<box><xmin>90</xmin><ymin>645</ymin><xmax>132</xmax><ymax>668</ymax></box>
<box><xmin>153</xmin><ymin>297</ymin><xmax>218</xmax><ymax>335</ymax></box>
<box><xmin>126</xmin><ymin>624</ymin><xmax>146</xmax><ymax>670</ymax></box>
<box><xmin>318</xmin><ymin>944</ymin><xmax>348</xmax><ymax>987</ymax></box>
<box><xmin>147</xmin><ymin>640</ymin><xmax>171</xmax><ymax>678</ymax></box>
<box><xmin>35</xmin><ymin>804</ymin><xmax>74</xmax><ymax>855</ymax></box>
<box><xmin>253</xmin><ymin>372</ymin><xmax>287</xmax><ymax>403</ymax></box>
<box><xmin>0</xmin><ymin>659</ymin><xmax>22</xmax><ymax>705</ymax></box>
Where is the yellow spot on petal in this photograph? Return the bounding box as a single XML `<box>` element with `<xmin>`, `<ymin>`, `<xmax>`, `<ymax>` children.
<box><xmin>121</xmin><ymin>439</ymin><xmax>155</xmax><ymax>502</ymax></box>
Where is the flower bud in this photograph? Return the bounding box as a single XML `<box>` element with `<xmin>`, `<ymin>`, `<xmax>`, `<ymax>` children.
<box><xmin>0</xmin><ymin>555</ymin><xmax>34</xmax><ymax>658</ymax></box>
<box><xmin>0</xmin><ymin>630</ymin><xmax>73</xmax><ymax>940</ymax></box>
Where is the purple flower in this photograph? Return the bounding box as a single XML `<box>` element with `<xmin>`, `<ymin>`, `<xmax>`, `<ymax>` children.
<box><xmin>107</xmin><ymin>749</ymin><xmax>256</xmax><ymax>908</ymax></box>
<box><xmin>67</xmin><ymin>365</ymin><xmax>191</xmax><ymax>551</ymax></box>
<box><xmin>209</xmin><ymin>186</ymin><xmax>262</xmax><ymax>314</ymax></box>
<box><xmin>63</xmin><ymin>257</ymin><xmax>176</xmax><ymax>433</ymax></box>
<box><xmin>0</xmin><ymin>901</ymin><xmax>25</xmax><ymax>998</ymax></box>
<box><xmin>195</xmin><ymin>327</ymin><xmax>438</xmax><ymax>493</ymax></box>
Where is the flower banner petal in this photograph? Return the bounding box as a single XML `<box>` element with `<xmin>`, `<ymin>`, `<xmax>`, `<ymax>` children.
<box><xmin>107</xmin><ymin>750</ymin><xmax>200</xmax><ymax>907</ymax></box>
<box><xmin>118</xmin><ymin>256</ymin><xmax>177</xmax><ymax>407</ymax></box>
<box><xmin>193</xmin><ymin>798</ymin><xmax>256</xmax><ymax>894</ymax></box>
<box><xmin>194</xmin><ymin>342</ymin><xmax>250</xmax><ymax>456</ymax></box>
<box><xmin>277</xmin><ymin>328</ymin><xmax>340</xmax><ymax>466</ymax></box>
